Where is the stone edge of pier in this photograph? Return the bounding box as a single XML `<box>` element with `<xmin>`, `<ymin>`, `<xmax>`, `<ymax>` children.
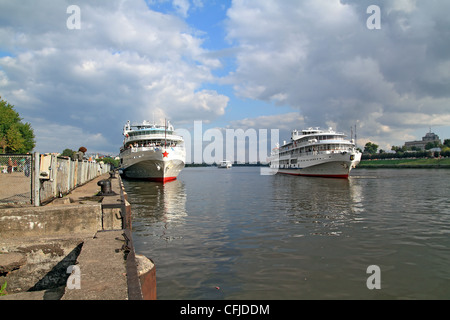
<box><xmin>0</xmin><ymin>172</ymin><xmax>156</xmax><ymax>300</ymax></box>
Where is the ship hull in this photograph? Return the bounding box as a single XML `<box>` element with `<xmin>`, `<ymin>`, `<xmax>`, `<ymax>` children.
<box><xmin>119</xmin><ymin>147</ymin><xmax>185</xmax><ymax>183</ymax></box>
<box><xmin>270</xmin><ymin>152</ymin><xmax>361</xmax><ymax>179</ymax></box>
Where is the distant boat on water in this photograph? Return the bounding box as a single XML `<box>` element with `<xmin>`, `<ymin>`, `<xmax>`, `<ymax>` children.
<box><xmin>218</xmin><ymin>160</ymin><xmax>232</xmax><ymax>169</ymax></box>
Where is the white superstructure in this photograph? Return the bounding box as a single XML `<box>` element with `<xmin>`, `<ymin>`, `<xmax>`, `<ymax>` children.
<box><xmin>218</xmin><ymin>160</ymin><xmax>232</xmax><ymax>169</ymax></box>
<box><xmin>268</xmin><ymin>127</ymin><xmax>361</xmax><ymax>178</ymax></box>
<box><xmin>119</xmin><ymin>120</ymin><xmax>185</xmax><ymax>183</ymax></box>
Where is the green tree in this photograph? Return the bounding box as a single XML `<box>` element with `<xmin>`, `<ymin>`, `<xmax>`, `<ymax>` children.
<box><xmin>61</xmin><ymin>148</ymin><xmax>76</xmax><ymax>157</ymax></box>
<box><xmin>0</xmin><ymin>97</ymin><xmax>35</xmax><ymax>154</ymax></box>
<box><xmin>96</xmin><ymin>157</ymin><xmax>119</xmax><ymax>168</ymax></box>
<box><xmin>391</xmin><ymin>145</ymin><xmax>406</xmax><ymax>153</ymax></box>
<box><xmin>425</xmin><ymin>141</ymin><xmax>438</xmax><ymax>150</ymax></box>
<box><xmin>6</xmin><ymin>125</ymin><xmax>25</xmax><ymax>152</ymax></box>
<box><xmin>444</xmin><ymin>139</ymin><xmax>450</xmax><ymax>148</ymax></box>
<box><xmin>364</xmin><ymin>142</ymin><xmax>378</xmax><ymax>154</ymax></box>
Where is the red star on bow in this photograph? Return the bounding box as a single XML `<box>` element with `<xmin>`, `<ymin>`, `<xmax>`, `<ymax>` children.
<box><xmin>162</xmin><ymin>151</ymin><xmax>169</xmax><ymax>158</ymax></box>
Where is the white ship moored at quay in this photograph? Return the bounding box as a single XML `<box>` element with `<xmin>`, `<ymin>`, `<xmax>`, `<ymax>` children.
<box><xmin>119</xmin><ymin>120</ymin><xmax>185</xmax><ymax>183</ymax></box>
<box><xmin>268</xmin><ymin>127</ymin><xmax>361</xmax><ymax>178</ymax></box>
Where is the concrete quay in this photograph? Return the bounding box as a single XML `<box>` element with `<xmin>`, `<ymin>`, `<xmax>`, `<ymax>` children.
<box><xmin>0</xmin><ymin>172</ymin><xmax>156</xmax><ymax>300</ymax></box>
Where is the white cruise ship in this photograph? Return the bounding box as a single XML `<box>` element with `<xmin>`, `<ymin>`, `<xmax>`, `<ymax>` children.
<box><xmin>268</xmin><ymin>127</ymin><xmax>361</xmax><ymax>178</ymax></box>
<box><xmin>119</xmin><ymin>120</ymin><xmax>185</xmax><ymax>183</ymax></box>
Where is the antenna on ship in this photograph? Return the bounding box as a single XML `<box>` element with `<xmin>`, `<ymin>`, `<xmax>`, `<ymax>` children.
<box><xmin>164</xmin><ymin>118</ymin><xmax>167</xmax><ymax>147</ymax></box>
<box><xmin>354</xmin><ymin>124</ymin><xmax>357</xmax><ymax>148</ymax></box>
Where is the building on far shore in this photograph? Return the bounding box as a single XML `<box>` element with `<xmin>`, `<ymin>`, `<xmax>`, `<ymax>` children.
<box><xmin>404</xmin><ymin>129</ymin><xmax>441</xmax><ymax>150</ymax></box>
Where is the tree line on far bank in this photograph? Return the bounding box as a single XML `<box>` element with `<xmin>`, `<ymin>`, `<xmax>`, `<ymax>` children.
<box><xmin>362</xmin><ymin>140</ymin><xmax>450</xmax><ymax>160</ymax></box>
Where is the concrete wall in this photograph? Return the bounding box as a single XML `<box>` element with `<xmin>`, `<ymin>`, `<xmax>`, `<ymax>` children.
<box><xmin>36</xmin><ymin>153</ymin><xmax>111</xmax><ymax>205</ymax></box>
<box><xmin>0</xmin><ymin>203</ymin><xmax>102</xmax><ymax>239</ymax></box>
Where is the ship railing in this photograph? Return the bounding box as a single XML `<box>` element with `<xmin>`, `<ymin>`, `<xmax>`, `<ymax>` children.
<box><xmin>276</xmin><ymin>148</ymin><xmax>357</xmax><ymax>159</ymax></box>
<box><xmin>123</xmin><ymin>134</ymin><xmax>184</xmax><ymax>144</ymax></box>
<box><xmin>291</xmin><ymin>138</ymin><xmax>347</xmax><ymax>146</ymax></box>
<box><xmin>278</xmin><ymin>141</ymin><xmax>354</xmax><ymax>153</ymax></box>
<box><xmin>122</xmin><ymin>145</ymin><xmax>184</xmax><ymax>154</ymax></box>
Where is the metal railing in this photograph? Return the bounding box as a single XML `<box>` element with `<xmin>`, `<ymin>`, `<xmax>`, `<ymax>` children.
<box><xmin>37</xmin><ymin>153</ymin><xmax>111</xmax><ymax>205</ymax></box>
<box><xmin>0</xmin><ymin>153</ymin><xmax>111</xmax><ymax>206</ymax></box>
<box><xmin>0</xmin><ymin>154</ymin><xmax>33</xmax><ymax>205</ymax></box>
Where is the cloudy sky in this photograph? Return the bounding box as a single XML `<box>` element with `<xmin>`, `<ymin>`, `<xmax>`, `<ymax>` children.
<box><xmin>1</xmin><ymin>0</ymin><xmax>449</xmax><ymax>158</ymax></box>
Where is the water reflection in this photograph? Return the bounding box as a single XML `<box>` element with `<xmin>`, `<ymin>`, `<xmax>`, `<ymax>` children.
<box><xmin>123</xmin><ymin>179</ymin><xmax>187</xmax><ymax>241</ymax></box>
<box><xmin>271</xmin><ymin>175</ymin><xmax>366</xmax><ymax>236</ymax></box>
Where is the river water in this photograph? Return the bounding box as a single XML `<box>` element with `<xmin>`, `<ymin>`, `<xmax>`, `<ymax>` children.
<box><xmin>123</xmin><ymin>167</ymin><xmax>450</xmax><ymax>300</ymax></box>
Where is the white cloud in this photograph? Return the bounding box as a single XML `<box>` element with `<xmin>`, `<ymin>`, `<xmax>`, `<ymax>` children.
<box><xmin>227</xmin><ymin>112</ymin><xmax>305</xmax><ymax>132</ymax></box>
<box><xmin>1</xmin><ymin>0</ymin><xmax>449</xmax><ymax>155</ymax></box>
<box><xmin>173</xmin><ymin>0</ymin><xmax>190</xmax><ymax>17</ymax></box>
<box><xmin>386</xmin><ymin>0</ymin><xmax>417</xmax><ymax>14</ymax></box>
<box><xmin>32</xmin><ymin>118</ymin><xmax>110</xmax><ymax>154</ymax></box>
<box><xmin>0</xmin><ymin>0</ymin><xmax>228</xmax><ymax>154</ymax></box>
<box><xmin>223</xmin><ymin>0</ymin><xmax>450</xmax><ymax>149</ymax></box>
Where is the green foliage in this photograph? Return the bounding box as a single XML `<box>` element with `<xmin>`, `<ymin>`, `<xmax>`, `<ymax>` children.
<box><xmin>425</xmin><ymin>141</ymin><xmax>439</xmax><ymax>150</ymax></box>
<box><xmin>391</xmin><ymin>145</ymin><xmax>406</xmax><ymax>153</ymax></box>
<box><xmin>0</xmin><ymin>281</ymin><xmax>7</xmax><ymax>296</ymax></box>
<box><xmin>362</xmin><ymin>149</ymin><xmax>435</xmax><ymax>160</ymax></box>
<box><xmin>364</xmin><ymin>142</ymin><xmax>378</xmax><ymax>154</ymax></box>
<box><xmin>359</xmin><ymin>157</ymin><xmax>450</xmax><ymax>167</ymax></box>
<box><xmin>96</xmin><ymin>157</ymin><xmax>119</xmax><ymax>168</ymax></box>
<box><xmin>61</xmin><ymin>148</ymin><xmax>76</xmax><ymax>157</ymax></box>
<box><xmin>0</xmin><ymin>97</ymin><xmax>35</xmax><ymax>154</ymax></box>
<box><xmin>444</xmin><ymin>139</ymin><xmax>450</xmax><ymax>148</ymax></box>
